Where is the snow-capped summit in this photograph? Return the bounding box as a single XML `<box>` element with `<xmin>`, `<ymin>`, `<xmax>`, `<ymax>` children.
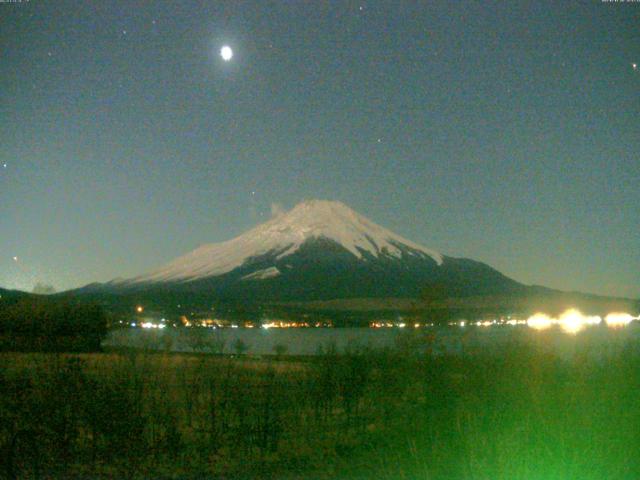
<box><xmin>74</xmin><ymin>199</ymin><xmax>527</xmax><ymax>306</ymax></box>
<box><xmin>131</xmin><ymin>200</ymin><xmax>443</xmax><ymax>284</ymax></box>
<box><xmin>66</xmin><ymin>198</ymin><xmax>631</xmax><ymax>317</ymax></box>
<box><xmin>68</xmin><ymin>201</ymin><xmax>631</xmax><ymax>316</ymax></box>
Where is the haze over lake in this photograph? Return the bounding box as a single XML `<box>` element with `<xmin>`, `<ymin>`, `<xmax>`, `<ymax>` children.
<box><xmin>106</xmin><ymin>323</ymin><xmax>640</xmax><ymax>357</ymax></box>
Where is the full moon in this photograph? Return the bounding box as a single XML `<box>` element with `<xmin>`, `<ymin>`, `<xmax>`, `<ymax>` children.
<box><xmin>220</xmin><ymin>45</ymin><xmax>233</xmax><ymax>61</ymax></box>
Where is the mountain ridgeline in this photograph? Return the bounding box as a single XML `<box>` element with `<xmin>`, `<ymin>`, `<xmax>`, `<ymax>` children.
<box><xmin>77</xmin><ymin>200</ymin><xmax>521</xmax><ymax>299</ymax></box>
<box><xmin>69</xmin><ymin>200</ymin><xmax>636</xmax><ymax>319</ymax></box>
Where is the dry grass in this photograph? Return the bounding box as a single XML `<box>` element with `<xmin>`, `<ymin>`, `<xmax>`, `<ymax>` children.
<box><xmin>2</xmin><ymin>337</ymin><xmax>640</xmax><ymax>479</ymax></box>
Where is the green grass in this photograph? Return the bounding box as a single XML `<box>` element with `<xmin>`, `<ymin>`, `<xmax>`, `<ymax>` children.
<box><xmin>1</xmin><ymin>333</ymin><xmax>640</xmax><ymax>479</ymax></box>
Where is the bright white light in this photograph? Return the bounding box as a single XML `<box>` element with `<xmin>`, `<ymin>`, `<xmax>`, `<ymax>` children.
<box><xmin>527</xmin><ymin>313</ymin><xmax>553</xmax><ymax>331</ymax></box>
<box><xmin>220</xmin><ymin>45</ymin><xmax>233</xmax><ymax>61</ymax></box>
<box><xmin>139</xmin><ymin>322</ymin><xmax>165</xmax><ymax>329</ymax></box>
<box><xmin>605</xmin><ymin>312</ymin><xmax>635</xmax><ymax>328</ymax></box>
<box><xmin>558</xmin><ymin>310</ymin><xmax>584</xmax><ymax>334</ymax></box>
<box><xmin>558</xmin><ymin>309</ymin><xmax>601</xmax><ymax>334</ymax></box>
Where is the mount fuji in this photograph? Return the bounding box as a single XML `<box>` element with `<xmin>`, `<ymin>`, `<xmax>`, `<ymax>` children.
<box><xmin>78</xmin><ymin>200</ymin><xmax>525</xmax><ymax>306</ymax></box>
<box><xmin>64</xmin><ymin>200</ymin><xmax>639</xmax><ymax>319</ymax></box>
<box><xmin>130</xmin><ymin>199</ymin><xmax>445</xmax><ymax>284</ymax></box>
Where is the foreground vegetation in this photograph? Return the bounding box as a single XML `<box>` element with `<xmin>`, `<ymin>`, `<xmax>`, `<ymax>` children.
<box><xmin>1</xmin><ymin>331</ymin><xmax>640</xmax><ymax>479</ymax></box>
<box><xmin>0</xmin><ymin>299</ymin><xmax>107</xmax><ymax>352</ymax></box>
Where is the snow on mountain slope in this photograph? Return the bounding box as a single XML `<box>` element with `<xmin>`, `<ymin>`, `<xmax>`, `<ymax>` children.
<box><xmin>130</xmin><ymin>200</ymin><xmax>443</xmax><ymax>283</ymax></box>
<box><xmin>241</xmin><ymin>266</ymin><xmax>281</xmax><ymax>281</ymax></box>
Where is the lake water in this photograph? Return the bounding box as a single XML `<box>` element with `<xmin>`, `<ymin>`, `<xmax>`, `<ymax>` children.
<box><xmin>104</xmin><ymin>323</ymin><xmax>640</xmax><ymax>357</ymax></box>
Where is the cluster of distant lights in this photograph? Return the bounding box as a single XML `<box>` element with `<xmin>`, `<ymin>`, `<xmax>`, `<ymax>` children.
<box><xmin>128</xmin><ymin>305</ymin><xmax>637</xmax><ymax>334</ymax></box>
<box><xmin>456</xmin><ymin>310</ymin><xmax>636</xmax><ymax>334</ymax></box>
<box><xmin>521</xmin><ymin>310</ymin><xmax>638</xmax><ymax>334</ymax></box>
<box><xmin>261</xmin><ymin>321</ymin><xmax>334</xmax><ymax>329</ymax></box>
<box><xmin>369</xmin><ymin>310</ymin><xmax>638</xmax><ymax>335</ymax></box>
<box><xmin>128</xmin><ymin>306</ymin><xmax>168</xmax><ymax>329</ymax></box>
<box><xmin>139</xmin><ymin>322</ymin><xmax>166</xmax><ymax>329</ymax></box>
<box><xmin>124</xmin><ymin>320</ymin><xmax>167</xmax><ymax>329</ymax></box>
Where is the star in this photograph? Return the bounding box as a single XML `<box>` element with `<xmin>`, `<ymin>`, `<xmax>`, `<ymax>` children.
<box><xmin>2</xmin><ymin>163</ymin><xmax>6</xmax><ymax>168</ymax></box>
<box><xmin>633</xmin><ymin>63</ymin><xmax>638</xmax><ymax>71</ymax></box>
<box><xmin>12</xmin><ymin>256</ymin><xmax>18</xmax><ymax>262</ymax></box>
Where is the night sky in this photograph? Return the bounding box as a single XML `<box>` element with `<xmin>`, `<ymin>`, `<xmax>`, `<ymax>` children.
<box><xmin>1</xmin><ymin>1</ymin><xmax>638</xmax><ymax>298</ymax></box>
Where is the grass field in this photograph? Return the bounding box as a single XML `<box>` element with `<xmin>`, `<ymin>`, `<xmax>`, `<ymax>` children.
<box><xmin>2</xmin><ymin>331</ymin><xmax>640</xmax><ymax>479</ymax></box>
